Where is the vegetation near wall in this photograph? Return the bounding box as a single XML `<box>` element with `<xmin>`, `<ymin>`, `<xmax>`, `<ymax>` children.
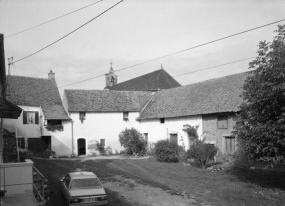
<box><xmin>154</xmin><ymin>140</ymin><xmax>182</xmax><ymax>163</ymax></box>
<box><xmin>187</xmin><ymin>141</ymin><xmax>218</xmax><ymax>169</ymax></box>
<box><xmin>119</xmin><ymin>128</ymin><xmax>147</xmax><ymax>156</ymax></box>
<box><xmin>234</xmin><ymin>25</ymin><xmax>285</xmax><ymax>165</ymax></box>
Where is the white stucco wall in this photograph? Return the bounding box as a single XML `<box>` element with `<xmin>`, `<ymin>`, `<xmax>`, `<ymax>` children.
<box><xmin>41</xmin><ymin>120</ymin><xmax>72</xmax><ymax>156</ymax></box>
<box><xmin>139</xmin><ymin>115</ymin><xmax>203</xmax><ymax>150</ymax></box>
<box><xmin>70</xmin><ymin>112</ymin><xmax>140</xmax><ymax>155</ymax></box>
<box><xmin>3</xmin><ymin>105</ymin><xmax>72</xmax><ymax>156</ymax></box>
<box><xmin>3</xmin><ymin>105</ymin><xmax>41</xmax><ymax>137</ymax></box>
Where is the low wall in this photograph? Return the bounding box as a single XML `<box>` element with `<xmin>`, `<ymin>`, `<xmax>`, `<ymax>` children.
<box><xmin>0</xmin><ymin>159</ymin><xmax>33</xmax><ymax>195</ymax></box>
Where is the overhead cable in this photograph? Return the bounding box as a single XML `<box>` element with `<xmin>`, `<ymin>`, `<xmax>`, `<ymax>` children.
<box><xmin>13</xmin><ymin>0</ymin><xmax>124</xmax><ymax>64</ymax></box>
<box><xmin>5</xmin><ymin>0</ymin><xmax>104</xmax><ymax>39</ymax></box>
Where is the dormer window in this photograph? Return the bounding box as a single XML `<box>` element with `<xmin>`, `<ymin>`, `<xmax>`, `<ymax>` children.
<box><xmin>123</xmin><ymin>112</ymin><xmax>129</xmax><ymax>121</ymax></box>
<box><xmin>79</xmin><ymin>112</ymin><xmax>86</xmax><ymax>123</ymax></box>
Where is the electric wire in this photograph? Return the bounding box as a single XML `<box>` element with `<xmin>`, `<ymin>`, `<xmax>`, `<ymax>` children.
<box><xmin>13</xmin><ymin>18</ymin><xmax>285</xmax><ymax>65</ymax></box>
<box><xmin>173</xmin><ymin>56</ymin><xmax>256</xmax><ymax>77</ymax></box>
<box><xmin>13</xmin><ymin>0</ymin><xmax>124</xmax><ymax>64</ymax></box>
<box><xmin>5</xmin><ymin>0</ymin><xmax>104</xmax><ymax>39</ymax></box>
<box><xmin>52</xmin><ymin>55</ymin><xmax>256</xmax><ymax>91</ymax></box>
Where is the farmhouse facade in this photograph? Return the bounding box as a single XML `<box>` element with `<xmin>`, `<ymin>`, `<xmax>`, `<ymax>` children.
<box><xmin>4</xmin><ymin>71</ymin><xmax>72</xmax><ymax>156</ymax></box>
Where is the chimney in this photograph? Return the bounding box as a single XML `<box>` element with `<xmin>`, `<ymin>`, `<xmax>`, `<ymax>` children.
<box><xmin>48</xmin><ymin>70</ymin><xmax>55</xmax><ymax>80</ymax></box>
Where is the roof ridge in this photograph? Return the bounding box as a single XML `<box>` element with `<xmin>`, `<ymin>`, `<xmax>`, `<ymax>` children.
<box><xmin>8</xmin><ymin>75</ymin><xmax>49</xmax><ymax>80</ymax></box>
<box><xmin>65</xmin><ymin>89</ymin><xmax>151</xmax><ymax>93</ymax></box>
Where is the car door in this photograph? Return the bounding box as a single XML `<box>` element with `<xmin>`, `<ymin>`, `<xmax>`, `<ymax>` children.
<box><xmin>63</xmin><ymin>175</ymin><xmax>71</xmax><ymax>200</ymax></box>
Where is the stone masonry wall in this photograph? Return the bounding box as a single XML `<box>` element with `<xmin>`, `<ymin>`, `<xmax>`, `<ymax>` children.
<box><xmin>202</xmin><ymin>112</ymin><xmax>237</xmax><ymax>161</ymax></box>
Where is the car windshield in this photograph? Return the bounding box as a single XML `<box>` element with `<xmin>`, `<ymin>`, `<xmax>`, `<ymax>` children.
<box><xmin>70</xmin><ymin>178</ymin><xmax>102</xmax><ymax>189</ymax></box>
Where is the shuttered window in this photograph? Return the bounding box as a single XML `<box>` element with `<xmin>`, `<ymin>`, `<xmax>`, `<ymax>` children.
<box><xmin>225</xmin><ymin>136</ymin><xmax>235</xmax><ymax>154</ymax></box>
<box><xmin>123</xmin><ymin>112</ymin><xmax>129</xmax><ymax>121</ymax></box>
<box><xmin>23</xmin><ymin>111</ymin><xmax>39</xmax><ymax>124</ymax></box>
<box><xmin>217</xmin><ymin>115</ymin><xmax>228</xmax><ymax>129</ymax></box>
<box><xmin>170</xmin><ymin>134</ymin><xmax>178</xmax><ymax>144</ymax></box>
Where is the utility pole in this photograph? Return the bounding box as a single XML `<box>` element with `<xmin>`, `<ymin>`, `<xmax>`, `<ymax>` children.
<box><xmin>7</xmin><ymin>57</ymin><xmax>13</xmax><ymax>76</ymax></box>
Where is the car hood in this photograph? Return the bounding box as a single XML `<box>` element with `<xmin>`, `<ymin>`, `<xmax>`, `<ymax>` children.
<box><xmin>70</xmin><ymin>188</ymin><xmax>106</xmax><ymax>197</ymax></box>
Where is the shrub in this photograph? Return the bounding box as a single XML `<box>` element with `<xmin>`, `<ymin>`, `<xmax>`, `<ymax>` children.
<box><xmin>42</xmin><ymin>149</ymin><xmax>56</xmax><ymax>158</ymax></box>
<box><xmin>95</xmin><ymin>141</ymin><xmax>105</xmax><ymax>154</ymax></box>
<box><xmin>154</xmin><ymin>140</ymin><xmax>182</xmax><ymax>163</ymax></box>
<box><xmin>119</xmin><ymin>128</ymin><xmax>147</xmax><ymax>156</ymax></box>
<box><xmin>187</xmin><ymin>141</ymin><xmax>218</xmax><ymax>169</ymax></box>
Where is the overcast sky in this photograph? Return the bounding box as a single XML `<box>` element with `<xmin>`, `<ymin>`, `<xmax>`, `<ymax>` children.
<box><xmin>1</xmin><ymin>0</ymin><xmax>285</xmax><ymax>96</ymax></box>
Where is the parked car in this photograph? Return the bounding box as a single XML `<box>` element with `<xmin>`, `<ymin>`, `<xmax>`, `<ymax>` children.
<box><xmin>60</xmin><ymin>171</ymin><xmax>108</xmax><ymax>206</ymax></box>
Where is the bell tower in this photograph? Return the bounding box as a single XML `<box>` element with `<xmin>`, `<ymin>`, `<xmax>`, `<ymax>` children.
<box><xmin>105</xmin><ymin>60</ymin><xmax>118</xmax><ymax>87</ymax></box>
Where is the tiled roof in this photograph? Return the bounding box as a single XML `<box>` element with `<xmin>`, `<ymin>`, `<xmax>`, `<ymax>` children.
<box><xmin>139</xmin><ymin>72</ymin><xmax>248</xmax><ymax>119</ymax></box>
<box><xmin>107</xmin><ymin>69</ymin><xmax>181</xmax><ymax>91</ymax></box>
<box><xmin>7</xmin><ymin>75</ymin><xmax>70</xmax><ymax>120</ymax></box>
<box><xmin>64</xmin><ymin>89</ymin><xmax>153</xmax><ymax>112</ymax></box>
<box><xmin>0</xmin><ymin>98</ymin><xmax>22</xmax><ymax>119</ymax></box>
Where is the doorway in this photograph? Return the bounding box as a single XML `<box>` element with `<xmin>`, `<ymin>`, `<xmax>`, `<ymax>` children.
<box><xmin>77</xmin><ymin>138</ymin><xmax>86</xmax><ymax>155</ymax></box>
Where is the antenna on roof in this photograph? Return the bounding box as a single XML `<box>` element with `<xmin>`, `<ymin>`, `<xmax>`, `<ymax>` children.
<box><xmin>161</xmin><ymin>64</ymin><xmax>163</xmax><ymax>70</ymax></box>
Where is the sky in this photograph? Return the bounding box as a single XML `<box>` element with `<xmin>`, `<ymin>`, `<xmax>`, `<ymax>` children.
<box><xmin>1</xmin><ymin>0</ymin><xmax>285</xmax><ymax>97</ymax></box>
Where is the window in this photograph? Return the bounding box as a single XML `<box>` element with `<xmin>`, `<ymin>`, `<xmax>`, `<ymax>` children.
<box><xmin>170</xmin><ymin>134</ymin><xmax>178</xmax><ymax>144</ymax></box>
<box><xmin>217</xmin><ymin>115</ymin><xmax>228</xmax><ymax>129</ymax></box>
<box><xmin>23</xmin><ymin>111</ymin><xmax>39</xmax><ymax>124</ymax></box>
<box><xmin>17</xmin><ymin>137</ymin><xmax>25</xmax><ymax>149</ymax></box>
<box><xmin>225</xmin><ymin>136</ymin><xmax>235</xmax><ymax>154</ymax></box>
<box><xmin>47</xmin><ymin>120</ymin><xmax>62</xmax><ymax>126</ymax></box>
<box><xmin>79</xmin><ymin>112</ymin><xmax>86</xmax><ymax>123</ymax></box>
<box><xmin>64</xmin><ymin>175</ymin><xmax>71</xmax><ymax>188</ymax></box>
<box><xmin>160</xmin><ymin>118</ymin><xmax>165</xmax><ymax>124</ymax></box>
<box><xmin>144</xmin><ymin>133</ymin><xmax>148</xmax><ymax>143</ymax></box>
<box><xmin>100</xmin><ymin>139</ymin><xmax>105</xmax><ymax>147</ymax></box>
<box><xmin>123</xmin><ymin>112</ymin><xmax>129</xmax><ymax>121</ymax></box>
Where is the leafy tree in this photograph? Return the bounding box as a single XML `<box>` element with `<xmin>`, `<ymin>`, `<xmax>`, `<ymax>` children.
<box><xmin>118</xmin><ymin>128</ymin><xmax>147</xmax><ymax>155</ymax></box>
<box><xmin>234</xmin><ymin>25</ymin><xmax>285</xmax><ymax>165</ymax></box>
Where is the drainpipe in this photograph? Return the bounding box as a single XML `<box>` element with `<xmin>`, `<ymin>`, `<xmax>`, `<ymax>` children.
<box><xmin>71</xmin><ymin>120</ymin><xmax>74</xmax><ymax>156</ymax></box>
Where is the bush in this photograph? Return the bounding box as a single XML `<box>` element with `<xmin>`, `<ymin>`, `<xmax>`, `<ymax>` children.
<box><xmin>154</xmin><ymin>140</ymin><xmax>183</xmax><ymax>163</ymax></box>
<box><xmin>119</xmin><ymin>128</ymin><xmax>147</xmax><ymax>156</ymax></box>
<box><xmin>187</xmin><ymin>141</ymin><xmax>218</xmax><ymax>169</ymax></box>
<box><xmin>95</xmin><ymin>141</ymin><xmax>105</xmax><ymax>154</ymax></box>
<box><xmin>42</xmin><ymin>149</ymin><xmax>56</xmax><ymax>158</ymax></box>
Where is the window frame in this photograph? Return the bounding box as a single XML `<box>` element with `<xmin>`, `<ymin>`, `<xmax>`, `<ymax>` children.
<box><xmin>100</xmin><ymin>139</ymin><xmax>105</xmax><ymax>147</ymax></box>
<box><xmin>217</xmin><ymin>115</ymin><xmax>228</xmax><ymax>129</ymax></box>
<box><xmin>23</xmin><ymin>111</ymin><xmax>39</xmax><ymax>125</ymax></box>
<box><xmin>144</xmin><ymin>133</ymin><xmax>148</xmax><ymax>143</ymax></box>
<box><xmin>225</xmin><ymin>136</ymin><xmax>235</xmax><ymax>154</ymax></box>
<box><xmin>169</xmin><ymin>133</ymin><xmax>178</xmax><ymax>144</ymax></box>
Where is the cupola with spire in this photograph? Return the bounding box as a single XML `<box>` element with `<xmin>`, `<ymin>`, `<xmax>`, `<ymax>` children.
<box><xmin>105</xmin><ymin>60</ymin><xmax>118</xmax><ymax>88</ymax></box>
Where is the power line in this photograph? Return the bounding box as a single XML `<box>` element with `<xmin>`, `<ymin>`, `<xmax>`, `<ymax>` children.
<box><xmin>14</xmin><ymin>18</ymin><xmax>285</xmax><ymax>65</ymax></box>
<box><xmin>5</xmin><ymin>0</ymin><xmax>104</xmax><ymax>39</ymax></box>
<box><xmin>173</xmin><ymin>56</ymin><xmax>256</xmax><ymax>77</ymax></box>
<box><xmin>13</xmin><ymin>0</ymin><xmax>124</xmax><ymax>64</ymax></box>
<box><xmin>55</xmin><ymin>56</ymin><xmax>256</xmax><ymax>90</ymax></box>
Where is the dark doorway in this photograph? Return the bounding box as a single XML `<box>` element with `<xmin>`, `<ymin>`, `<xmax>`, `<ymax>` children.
<box><xmin>78</xmin><ymin>138</ymin><xmax>86</xmax><ymax>155</ymax></box>
<box><xmin>28</xmin><ymin>136</ymin><xmax>51</xmax><ymax>154</ymax></box>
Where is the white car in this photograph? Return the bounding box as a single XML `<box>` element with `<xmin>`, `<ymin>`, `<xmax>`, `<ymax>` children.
<box><xmin>60</xmin><ymin>171</ymin><xmax>108</xmax><ymax>206</ymax></box>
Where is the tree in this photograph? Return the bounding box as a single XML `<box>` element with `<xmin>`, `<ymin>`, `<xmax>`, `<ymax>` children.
<box><xmin>234</xmin><ymin>25</ymin><xmax>285</xmax><ymax>165</ymax></box>
<box><xmin>118</xmin><ymin>128</ymin><xmax>147</xmax><ymax>155</ymax></box>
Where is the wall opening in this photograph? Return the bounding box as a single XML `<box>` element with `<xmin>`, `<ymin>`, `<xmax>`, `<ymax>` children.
<box><xmin>77</xmin><ymin>138</ymin><xmax>86</xmax><ymax>155</ymax></box>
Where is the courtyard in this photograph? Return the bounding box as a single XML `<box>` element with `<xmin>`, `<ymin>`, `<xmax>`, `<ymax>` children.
<box><xmin>32</xmin><ymin>157</ymin><xmax>285</xmax><ymax>206</ymax></box>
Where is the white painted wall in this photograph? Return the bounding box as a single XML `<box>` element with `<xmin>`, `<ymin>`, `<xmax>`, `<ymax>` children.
<box><xmin>3</xmin><ymin>105</ymin><xmax>41</xmax><ymax>138</ymax></box>
<box><xmin>139</xmin><ymin>115</ymin><xmax>203</xmax><ymax>150</ymax></box>
<box><xmin>70</xmin><ymin>111</ymin><xmax>140</xmax><ymax>155</ymax></box>
<box><xmin>0</xmin><ymin>159</ymin><xmax>33</xmax><ymax>195</ymax></box>
<box><xmin>3</xmin><ymin>105</ymin><xmax>72</xmax><ymax>156</ymax></box>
